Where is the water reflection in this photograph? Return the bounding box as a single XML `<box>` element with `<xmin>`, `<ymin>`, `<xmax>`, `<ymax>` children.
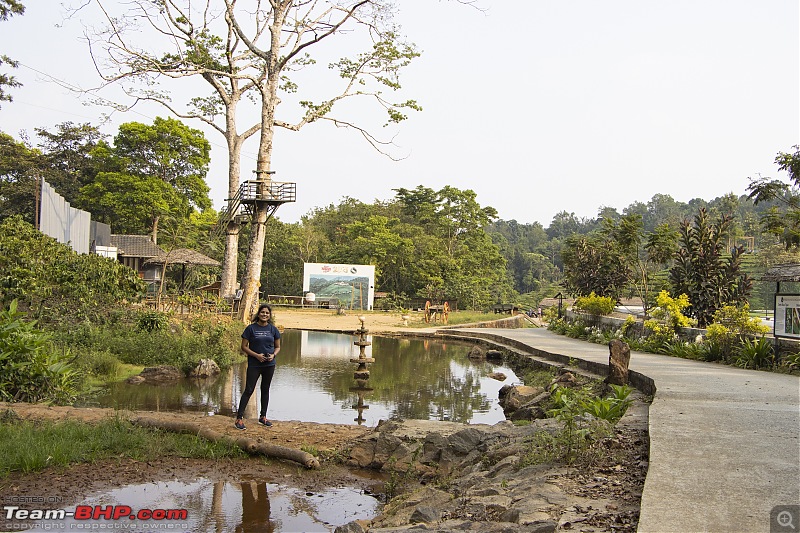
<box><xmin>87</xmin><ymin>331</ymin><xmax>519</xmax><ymax>426</ymax></box>
<box><xmin>50</xmin><ymin>479</ymin><xmax>378</xmax><ymax>532</ymax></box>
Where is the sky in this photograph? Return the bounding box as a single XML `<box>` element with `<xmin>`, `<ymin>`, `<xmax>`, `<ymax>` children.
<box><xmin>1</xmin><ymin>1</ymin><xmax>798</xmax><ymax>228</ymax></box>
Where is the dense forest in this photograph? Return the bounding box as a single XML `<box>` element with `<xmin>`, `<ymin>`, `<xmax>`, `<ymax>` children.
<box><xmin>2</xmin><ymin>121</ymin><xmax>799</xmax><ymax>313</ymax></box>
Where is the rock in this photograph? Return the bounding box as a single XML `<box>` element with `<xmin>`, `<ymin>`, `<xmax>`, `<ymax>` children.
<box><xmin>485</xmin><ymin>349</ymin><xmax>503</xmax><ymax>361</ymax></box>
<box><xmin>487</xmin><ymin>372</ymin><xmax>507</xmax><ymax>381</ymax></box>
<box><xmin>410</xmin><ymin>506</ymin><xmax>440</xmax><ymax>524</ymax></box>
<box><xmin>549</xmin><ymin>371</ymin><xmax>577</xmax><ymax>389</ymax></box>
<box><xmin>499</xmin><ymin>508</ymin><xmax>520</xmax><ymax>523</ymax></box>
<box><xmin>509</xmin><ymin>405</ymin><xmax>546</xmax><ymax>421</ymax></box>
<box><xmin>188</xmin><ymin>358</ymin><xmax>220</xmax><ymax>378</ymax></box>
<box><xmin>606</xmin><ymin>339</ymin><xmax>631</xmax><ymax>386</ymax></box>
<box><xmin>334</xmin><ymin>520</ymin><xmax>367</xmax><ymax>533</ymax></box>
<box><xmin>468</xmin><ymin>346</ymin><xmax>485</xmax><ymax>360</ymax></box>
<box><xmin>126</xmin><ymin>375</ymin><xmax>145</xmax><ymax>385</ymax></box>
<box><xmin>499</xmin><ymin>385</ymin><xmax>545</xmax><ymax>417</ymax></box>
<box><xmin>448</xmin><ymin>428</ymin><xmax>484</xmax><ymax>454</ymax></box>
<box><xmin>127</xmin><ymin>365</ymin><xmax>183</xmax><ymax>384</ymax></box>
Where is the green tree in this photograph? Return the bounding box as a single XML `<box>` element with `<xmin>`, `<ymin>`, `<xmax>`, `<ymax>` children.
<box><xmin>561</xmin><ymin>233</ymin><xmax>630</xmax><ymax>300</ymax></box>
<box><xmin>393</xmin><ymin>186</ymin><xmax>511</xmax><ymax>308</ymax></box>
<box><xmin>0</xmin><ymin>131</ymin><xmax>43</xmax><ymax>223</ymax></box>
<box><xmin>669</xmin><ymin>208</ymin><xmax>753</xmax><ymax>327</ymax></box>
<box><xmin>603</xmin><ymin>214</ymin><xmax>678</xmax><ymax>316</ymax></box>
<box><xmin>747</xmin><ymin>145</ymin><xmax>800</xmax><ymax>249</ymax></box>
<box><xmin>546</xmin><ymin>211</ymin><xmax>595</xmax><ymax>239</ymax></box>
<box><xmin>0</xmin><ymin>0</ymin><xmax>24</xmax><ymax>106</ymax></box>
<box><xmin>34</xmin><ymin>122</ymin><xmax>107</xmax><ymax>204</ymax></box>
<box><xmin>79</xmin><ymin>172</ymin><xmax>182</xmax><ymax>236</ymax></box>
<box><xmin>78</xmin><ymin>117</ymin><xmax>211</xmax><ymax>243</ymax></box>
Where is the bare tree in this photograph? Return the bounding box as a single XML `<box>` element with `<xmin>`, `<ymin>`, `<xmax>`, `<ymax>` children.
<box><xmin>74</xmin><ymin>1</ymin><xmax>266</xmax><ymax>297</ymax></box>
<box><xmin>72</xmin><ymin>0</ymin><xmax>420</xmax><ymax>317</ymax></box>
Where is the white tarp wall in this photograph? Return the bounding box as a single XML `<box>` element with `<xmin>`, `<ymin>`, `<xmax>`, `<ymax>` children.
<box><xmin>39</xmin><ymin>180</ymin><xmax>91</xmax><ymax>254</ymax></box>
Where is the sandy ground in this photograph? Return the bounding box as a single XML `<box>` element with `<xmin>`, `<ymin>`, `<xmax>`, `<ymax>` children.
<box><xmin>272</xmin><ymin>307</ymin><xmax>434</xmax><ymax>333</ymax></box>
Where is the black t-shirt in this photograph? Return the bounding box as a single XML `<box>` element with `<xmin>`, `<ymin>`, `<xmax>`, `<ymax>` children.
<box><xmin>242</xmin><ymin>322</ymin><xmax>281</xmax><ymax>367</ymax></box>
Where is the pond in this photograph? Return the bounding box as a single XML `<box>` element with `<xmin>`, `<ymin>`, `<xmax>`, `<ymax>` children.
<box><xmin>68</xmin><ymin>331</ymin><xmax>519</xmax><ymax>532</ymax></box>
<box><xmin>90</xmin><ymin>330</ymin><xmax>520</xmax><ymax>426</ymax></box>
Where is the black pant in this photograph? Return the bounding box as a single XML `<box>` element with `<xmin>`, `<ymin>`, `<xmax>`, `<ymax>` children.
<box><xmin>236</xmin><ymin>364</ymin><xmax>276</xmax><ymax>419</ymax></box>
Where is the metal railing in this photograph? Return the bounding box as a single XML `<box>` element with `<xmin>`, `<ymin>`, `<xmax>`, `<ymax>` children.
<box><xmin>213</xmin><ymin>180</ymin><xmax>296</xmax><ymax>239</ymax></box>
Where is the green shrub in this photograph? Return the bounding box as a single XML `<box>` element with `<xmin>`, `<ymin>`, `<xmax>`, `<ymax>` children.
<box><xmin>780</xmin><ymin>351</ymin><xmax>800</xmax><ymax>372</ymax></box>
<box><xmin>734</xmin><ymin>337</ymin><xmax>774</xmax><ymax>369</ymax></box>
<box><xmin>136</xmin><ymin>310</ymin><xmax>170</xmax><ymax>332</ymax></box>
<box><xmin>0</xmin><ymin>216</ymin><xmax>146</xmax><ymax>325</ymax></box>
<box><xmin>77</xmin><ymin>349</ymin><xmax>121</xmax><ymax>381</ymax></box>
<box><xmin>703</xmin><ymin>305</ymin><xmax>771</xmax><ymax>364</ymax></box>
<box><xmin>59</xmin><ymin>316</ymin><xmax>239</xmax><ymax>376</ymax></box>
<box><xmin>620</xmin><ymin>315</ymin><xmax>638</xmax><ymax>337</ymax></box>
<box><xmin>583</xmin><ymin>384</ymin><xmax>633</xmax><ymax>422</ymax></box>
<box><xmin>0</xmin><ymin>301</ymin><xmax>80</xmax><ymax>404</ymax></box>
<box><xmin>547</xmin><ymin>386</ymin><xmax>592</xmax><ymax>463</ymax></box>
<box><xmin>664</xmin><ymin>340</ymin><xmax>707</xmax><ymax>360</ymax></box>
<box><xmin>644</xmin><ymin>291</ymin><xmax>694</xmax><ymax>347</ymax></box>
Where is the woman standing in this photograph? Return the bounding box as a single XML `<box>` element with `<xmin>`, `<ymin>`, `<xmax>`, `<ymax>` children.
<box><xmin>235</xmin><ymin>303</ymin><xmax>281</xmax><ymax>430</ymax></box>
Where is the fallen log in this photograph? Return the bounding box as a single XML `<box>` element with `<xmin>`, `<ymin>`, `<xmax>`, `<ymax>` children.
<box><xmin>132</xmin><ymin>416</ymin><xmax>320</xmax><ymax>469</ymax></box>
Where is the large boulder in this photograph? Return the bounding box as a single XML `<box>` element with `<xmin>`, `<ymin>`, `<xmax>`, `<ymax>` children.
<box><xmin>189</xmin><ymin>358</ymin><xmax>220</xmax><ymax>378</ymax></box>
<box><xmin>498</xmin><ymin>385</ymin><xmax>545</xmax><ymax>417</ymax></box>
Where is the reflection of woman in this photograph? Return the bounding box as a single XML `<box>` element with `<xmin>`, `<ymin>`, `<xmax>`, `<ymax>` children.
<box><xmin>235</xmin><ymin>482</ymin><xmax>273</xmax><ymax>533</ymax></box>
<box><xmin>235</xmin><ymin>304</ymin><xmax>281</xmax><ymax>430</ymax></box>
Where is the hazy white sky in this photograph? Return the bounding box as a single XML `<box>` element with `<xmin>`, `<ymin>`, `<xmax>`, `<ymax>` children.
<box><xmin>1</xmin><ymin>1</ymin><xmax>798</xmax><ymax>227</ymax></box>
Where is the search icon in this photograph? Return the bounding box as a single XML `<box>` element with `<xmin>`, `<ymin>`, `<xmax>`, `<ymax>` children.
<box><xmin>778</xmin><ymin>510</ymin><xmax>796</xmax><ymax>530</ymax></box>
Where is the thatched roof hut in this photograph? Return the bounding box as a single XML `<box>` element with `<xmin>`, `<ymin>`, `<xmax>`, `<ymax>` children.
<box><xmin>144</xmin><ymin>248</ymin><xmax>221</xmax><ymax>267</ymax></box>
<box><xmin>761</xmin><ymin>263</ymin><xmax>800</xmax><ymax>283</ymax></box>
<box><xmin>144</xmin><ymin>248</ymin><xmax>221</xmax><ymax>291</ymax></box>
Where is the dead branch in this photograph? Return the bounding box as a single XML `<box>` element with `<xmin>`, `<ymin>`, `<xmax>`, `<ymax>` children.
<box><xmin>132</xmin><ymin>416</ymin><xmax>321</xmax><ymax>469</ymax></box>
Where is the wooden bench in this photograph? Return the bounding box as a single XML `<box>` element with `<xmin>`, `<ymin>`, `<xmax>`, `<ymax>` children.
<box><xmin>492</xmin><ymin>303</ymin><xmax>517</xmax><ymax>314</ymax></box>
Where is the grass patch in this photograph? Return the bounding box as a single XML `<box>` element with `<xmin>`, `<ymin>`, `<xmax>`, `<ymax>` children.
<box><xmin>445</xmin><ymin>311</ymin><xmax>504</xmax><ymax>326</ymax></box>
<box><xmin>0</xmin><ymin>413</ymin><xmax>246</xmax><ymax>478</ymax></box>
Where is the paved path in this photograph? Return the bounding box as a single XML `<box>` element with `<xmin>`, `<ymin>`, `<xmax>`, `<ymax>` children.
<box><xmin>447</xmin><ymin>327</ymin><xmax>800</xmax><ymax>533</ymax></box>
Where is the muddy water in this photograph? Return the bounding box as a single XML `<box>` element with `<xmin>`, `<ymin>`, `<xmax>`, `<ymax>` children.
<box><xmin>50</xmin><ymin>479</ymin><xmax>380</xmax><ymax>532</ymax></box>
<box><xmin>89</xmin><ymin>331</ymin><xmax>520</xmax><ymax>426</ymax></box>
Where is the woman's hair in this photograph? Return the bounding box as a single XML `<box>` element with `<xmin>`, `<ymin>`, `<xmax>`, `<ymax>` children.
<box><xmin>252</xmin><ymin>303</ymin><xmax>274</xmax><ymax>324</ymax></box>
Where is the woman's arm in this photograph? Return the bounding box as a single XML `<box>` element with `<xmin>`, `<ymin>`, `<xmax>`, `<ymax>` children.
<box><xmin>241</xmin><ymin>338</ymin><xmax>266</xmax><ymax>362</ymax></box>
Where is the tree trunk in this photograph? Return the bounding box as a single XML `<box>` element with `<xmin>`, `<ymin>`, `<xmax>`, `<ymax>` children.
<box><xmin>220</xmin><ymin>227</ymin><xmax>240</xmax><ymax>298</ymax></box>
<box><xmin>238</xmin><ymin>67</ymin><xmax>278</xmax><ymax>320</ymax></box>
<box><xmin>131</xmin><ymin>416</ymin><xmax>320</xmax><ymax>469</ymax></box>
<box><xmin>220</xmin><ymin>112</ymin><xmax>244</xmax><ymax>298</ymax></box>
<box><xmin>151</xmin><ymin>215</ymin><xmax>159</xmax><ymax>245</ymax></box>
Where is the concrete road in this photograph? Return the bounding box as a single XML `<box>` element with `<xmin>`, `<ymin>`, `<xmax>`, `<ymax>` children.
<box><xmin>450</xmin><ymin>327</ymin><xmax>800</xmax><ymax>533</ymax></box>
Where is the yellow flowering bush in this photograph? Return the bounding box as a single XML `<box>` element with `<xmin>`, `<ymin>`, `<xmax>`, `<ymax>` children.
<box><xmin>644</xmin><ymin>291</ymin><xmax>695</xmax><ymax>349</ymax></box>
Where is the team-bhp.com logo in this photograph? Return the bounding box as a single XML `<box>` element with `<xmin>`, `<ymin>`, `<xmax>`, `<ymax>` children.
<box><xmin>4</xmin><ymin>504</ymin><xmax>189</xmax><ymax>529</ymax></box>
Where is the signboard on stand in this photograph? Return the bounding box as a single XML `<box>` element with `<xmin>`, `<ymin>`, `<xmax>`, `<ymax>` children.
<box><xmin>303</xmin><ymin>263</ymin><xmax>375</xmax><ymax>310</ymax></box>
<box><xmin>774</xmin><ymin>294</ymin><xmax>800</xmax><ymax>339</ymax></box>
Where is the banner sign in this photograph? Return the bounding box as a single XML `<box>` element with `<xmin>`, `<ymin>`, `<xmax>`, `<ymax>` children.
<box><xmin>774</xmin><ymin>294</ymin><xmax>800</xmax><ymax>338</ymax></box>
<box><xmin>303</xmin><ymin>263</ymin><xmax>375</xmax><ymax>310</ymax></box>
